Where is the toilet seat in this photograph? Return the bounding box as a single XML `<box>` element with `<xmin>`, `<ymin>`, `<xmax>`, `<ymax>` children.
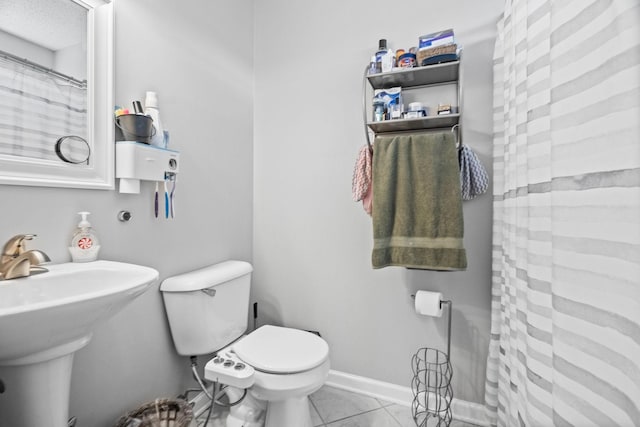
<box><xmin>233</xmin><ymin>325</ymin><xmax>329</xmax><ymax>374</ymax></box>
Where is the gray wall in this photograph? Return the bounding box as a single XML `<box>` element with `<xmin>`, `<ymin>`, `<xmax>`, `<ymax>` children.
<box><xmin>1</xmin><ymin>0</ymin><xmax>505</xmax><ymax>424</ymax></box>
<box><xmin>1</xmin><ymin>0</ymin><xmax>253</xmax><ymax>425</ymax></box>
<box><xmin>253</xmin><ymin>0</ymin><xmax>503</xmax><ymax>403</ymax></box>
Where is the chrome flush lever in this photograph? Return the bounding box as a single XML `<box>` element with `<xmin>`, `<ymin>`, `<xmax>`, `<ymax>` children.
<box><xmin>201</xmin><ymin>287</ymin><xmax>216</xmax><ymax>297</ymax></box>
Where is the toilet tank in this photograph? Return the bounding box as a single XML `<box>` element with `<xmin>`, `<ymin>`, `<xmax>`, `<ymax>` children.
<box><xmin>160</xmin><ymin>260</ymin><xmax>253</xmax><ymax>356</ymax></box>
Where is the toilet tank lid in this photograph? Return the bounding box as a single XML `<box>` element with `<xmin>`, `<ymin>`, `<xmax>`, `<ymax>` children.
<box><xmin>160</xmin><ymin>260</ymin><xmax>253</xmax><ymax>292</ymax></box>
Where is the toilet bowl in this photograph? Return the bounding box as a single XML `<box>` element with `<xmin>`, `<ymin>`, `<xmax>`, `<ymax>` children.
<box><xmin>213</xmin><ymin>325</ymin><xmax>330</xmax><ymax>427</ymax></box>
<box><xmin>160</xmin><ymin>261</ymin><xmax>330</xmax><ymax>427</ymax></box>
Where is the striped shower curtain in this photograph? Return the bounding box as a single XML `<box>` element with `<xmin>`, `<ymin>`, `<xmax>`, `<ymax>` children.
<box><xmin>485</xmin><ymin>1</ymin><xmax>639</xmax><ymax>426</ymax></box>
<box><xmin>0</xmin><ymin>56</ymin><xmax>87</xmax><ymax>161</ymax></box>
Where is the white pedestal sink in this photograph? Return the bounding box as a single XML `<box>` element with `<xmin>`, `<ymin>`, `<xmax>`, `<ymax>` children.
<box><xmin>0</xmin><ymin>260</ymin><xmax>159</xmax><ymax>427</ymax></box>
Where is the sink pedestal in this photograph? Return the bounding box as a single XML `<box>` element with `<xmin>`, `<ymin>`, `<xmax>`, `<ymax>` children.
<box><xmin>0</xmin><ymin>336</ymin><xmax>91</xmax><ymax>427</ymax></box>
<box><xmin>0</xmin><ymin>260</ymin><xmax>159</xmax><ymax>427</ymax></box>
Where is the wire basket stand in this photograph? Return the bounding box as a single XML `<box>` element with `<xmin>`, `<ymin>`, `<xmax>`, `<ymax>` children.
<box><xmin>411</xmin><ymin>300</ymin><xmax>453</xmax><ymax>427</ymax></box>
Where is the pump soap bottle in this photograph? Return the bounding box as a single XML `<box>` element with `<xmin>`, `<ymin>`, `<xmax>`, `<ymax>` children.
<box><xmin>69</xmin><ymin>212</ymin><xmax>100</xmax><ymax>262</ymax></box>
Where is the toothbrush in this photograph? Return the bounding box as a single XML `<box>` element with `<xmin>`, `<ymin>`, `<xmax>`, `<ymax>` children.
<box><xmin>154</xmin><ymin>182</ymin><xmax>159</xmax><ymax>218</ymax></box>
<box><xmin>164</xmin><ymin>180</ymin><xmax>169</xmax><ymax>218</ymax></box>
<box><xmin>170</xmin><ymin>176</ymin><xmax>176</xmax><ymax>218</ymax></box>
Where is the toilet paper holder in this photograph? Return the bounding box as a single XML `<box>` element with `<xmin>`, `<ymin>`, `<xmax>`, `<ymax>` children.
<box><xmin>410</xmin><ymin>295</ymin><xmax>452</xmax><ymax>358</ymax></box>
<box><xmin>410</xmin><ymin>295</ymin><xmax>453</xmax><ymax>427</ymax></box>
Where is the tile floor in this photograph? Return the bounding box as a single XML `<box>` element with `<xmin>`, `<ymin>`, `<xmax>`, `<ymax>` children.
<box><xmin>196</xmin><ymin>385</ymin><xmax>480</xmax><ymax>427</ymax></box>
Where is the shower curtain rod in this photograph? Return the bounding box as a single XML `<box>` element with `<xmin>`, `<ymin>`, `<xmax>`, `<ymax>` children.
<box><xmin>0</xmin><ymin>49</ymin><xmax>87</xmax><ymax>88</ymax></box>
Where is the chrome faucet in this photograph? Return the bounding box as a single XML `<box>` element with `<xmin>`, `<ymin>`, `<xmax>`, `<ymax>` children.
<box><xmin>0</xmin><ymin>234</ymin><xmax>51</xmax><ymax>280</ymax></box>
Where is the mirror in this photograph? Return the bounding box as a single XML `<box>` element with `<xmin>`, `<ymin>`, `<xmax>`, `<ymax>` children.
<box><xmin>0</xmin><ymin>0</ymin><xmax>114</xmax><ymax>189</ymax></box>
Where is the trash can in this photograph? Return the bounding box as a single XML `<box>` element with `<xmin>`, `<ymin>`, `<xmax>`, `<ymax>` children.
<box><xmin>115</xmin><ymin>398</ymin><xmax>193</xmax><ymax>427</ymax></box>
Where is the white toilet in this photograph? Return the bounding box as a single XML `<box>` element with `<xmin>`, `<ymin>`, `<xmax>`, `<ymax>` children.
<box><xmin>160</xmin><ymin>261</ymin><xmax>330</xmax><ymax>427</ymax></box>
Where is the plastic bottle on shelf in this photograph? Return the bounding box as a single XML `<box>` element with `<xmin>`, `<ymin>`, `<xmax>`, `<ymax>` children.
<box><xmin>144</xmin><ymin>91</ymin><xmax>165</xmax><ymax>148</ymax></box>
<box><xmin>375</xmin><ymin>39</ymin><xmax>394</xmax><ymax>73</ymax></box>
<box><xmin>368</xmin><ymin>55</ymin><xmax>377</xmax><ymax>74</ymax></box>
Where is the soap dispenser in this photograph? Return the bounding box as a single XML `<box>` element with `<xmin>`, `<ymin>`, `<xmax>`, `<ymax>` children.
<box><xmin>69</xmin><ymin>212</ymin><xmax>100</xmax><ymax>262</ymax></box>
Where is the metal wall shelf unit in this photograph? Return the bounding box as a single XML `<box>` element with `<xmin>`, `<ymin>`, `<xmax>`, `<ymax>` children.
<box><xmin>367</xmin><ymin>113</ymin><xmax>459</xmax><ymax>133</ymax></box>
<box><xmin>362</xmin><ymin>55</ymin><xmax>463</xmax><ymax>151</ymax></box>
<box><xmin>367</xmin><ymin>60</ymin><xmax>459</xmax><ymax>89</ymax></box>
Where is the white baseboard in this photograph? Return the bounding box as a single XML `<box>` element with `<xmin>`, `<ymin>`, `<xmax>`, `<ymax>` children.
<box><xmin>450</xmin><ymin>399</ymin><xmax>488</xmax><ymax>426</ymax></box>
<box><xmin>325</xmin><ymin>370</ymin><xmax>413</xmax><ymax>406</ymax></box>
<box><xmin>187</xmin><ymin>370</ymin><xmax>488</xmax><ymax>426</ymax></box>
<box><xmin>325</xmin><ymin>370</ymin><xmax>488</xmax><ymax>426</ymax></box>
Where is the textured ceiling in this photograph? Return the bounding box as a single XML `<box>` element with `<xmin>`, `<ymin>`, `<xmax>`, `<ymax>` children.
<box><xmin>0</xmin><ymin>0</ymin><xmax>86</xmax><ymax>51</ymax></box>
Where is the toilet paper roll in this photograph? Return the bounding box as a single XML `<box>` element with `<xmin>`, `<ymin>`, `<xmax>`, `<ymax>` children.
<box><xmin>414</xmin><ymin>290</ymin><xmax>443</xmax><ymax>317</ymax></box>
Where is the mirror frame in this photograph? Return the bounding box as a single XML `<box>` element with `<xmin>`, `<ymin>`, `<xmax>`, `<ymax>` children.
<box><xmin>0</xmin><ymin>0</ymin><xmax>114</xmax><ymax>190</ymax></box>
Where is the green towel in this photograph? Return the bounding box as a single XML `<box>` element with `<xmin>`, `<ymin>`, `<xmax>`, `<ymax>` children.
<box><xmin>372</xmin><ymin>132</ymin><xmax>467</xmax><ymax>270</ymax></box>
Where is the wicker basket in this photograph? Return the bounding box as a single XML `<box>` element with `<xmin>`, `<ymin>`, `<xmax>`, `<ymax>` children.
<box><xmin>115</xmin><ymin>398</ymin><xmax>193</xmax><ymax>427</ymax></box>
<box><xmin>417</xmin><ymin>44</ymin><xmax>458</xmax><ymax>66</ymax></box>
